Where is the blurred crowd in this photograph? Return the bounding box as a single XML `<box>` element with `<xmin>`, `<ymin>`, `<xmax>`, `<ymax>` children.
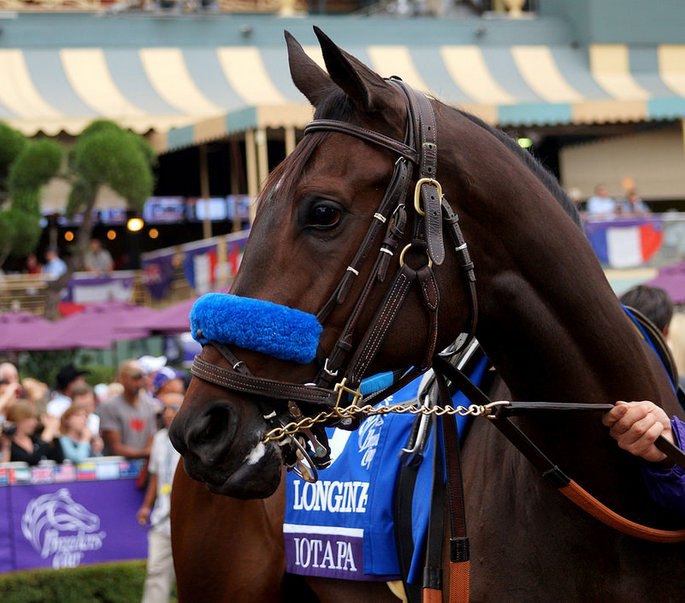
<box><xmin>0</xmin><ymin>355</ymin><xmax>184</xmax><ymax>465</ymax></box>
<box><xmin>0</xmin><ymin>354</ymin><xmax>185</xmax><ymax>601</ymax></box>
<box><xmin>572</xmin><ymin>183</ymin><xmax>652</xmax><ymax>220</ymax></box>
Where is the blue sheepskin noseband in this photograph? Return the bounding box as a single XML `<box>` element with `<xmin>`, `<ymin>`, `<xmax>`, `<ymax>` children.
<box><xmin>190</xmin><ymin>293</ymin><xmax>323</xmax><ymax>364</ymax></box>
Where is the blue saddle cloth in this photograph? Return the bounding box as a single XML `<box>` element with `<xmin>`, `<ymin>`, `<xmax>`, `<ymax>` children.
<box><xmin>284</xmin><ymin>356</ymin><xmax>488</xmax><ymax>583</ymax></box>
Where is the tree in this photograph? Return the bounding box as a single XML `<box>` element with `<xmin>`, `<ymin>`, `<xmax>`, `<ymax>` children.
<box><xmin>0</xmin><ymin>120</ymin><xmax>156</xmax><ymax>319</ymax></box>
<box><xmin>0</xmin><ymin>124</ymin><xmax>62</xmax><ymax>268</ymax></box>
<box><xmin>41</xmin><ymin>120</ymin><xmax>157</xmax><ymax>319</ymax></box>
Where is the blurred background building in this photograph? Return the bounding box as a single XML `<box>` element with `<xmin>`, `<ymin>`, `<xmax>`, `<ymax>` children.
<box><xmin>1</xmin><ymin>0</ymin><xmax>685</xmax><ymax>310</ymax></box>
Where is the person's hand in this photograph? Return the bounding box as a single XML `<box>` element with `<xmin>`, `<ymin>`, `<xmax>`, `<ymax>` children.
<box><xmin>136</xmin><ymin>505</ymin><xmax>151</xmax><ymax>526</ymax></box>
<box><xmin>602</xmin><ymin>401</ymin><xmax>673</xmax><ymax>463</ymax></box>
<box><xmin>39</xmin><ymin>414</ymin><xmax>61</xmax><ymax>441</ymax></box>
<box><xmin>91</xmin><ymin>436</ymin><xmax>104</xmax><ymax>455</ymax></box>
<box><xmin>81</xmin><ymin>427</ymin><xmax>93</xmax><ymax>444</ymax></box>
<box><xmin>0</xmin><ymin>382</ymin><xmax>20</xmax><ymax>409</ymax></box>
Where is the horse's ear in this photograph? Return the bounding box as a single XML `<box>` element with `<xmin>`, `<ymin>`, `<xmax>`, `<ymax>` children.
<box><xmin>313</xmin><ymin>26</ymin><xmax>389</xmax><ymax>113</ymax></box>
<box><xmin>285</xmin><ymin>30</ymin><xmax>335</xmax><ymax>107</ymax></box>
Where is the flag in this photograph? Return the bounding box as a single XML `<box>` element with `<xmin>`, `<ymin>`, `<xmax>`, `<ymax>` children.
<box><xmin>585</xmin><ymin>218</ymin><xmax>664</xmax><ymax>268</ymax></box>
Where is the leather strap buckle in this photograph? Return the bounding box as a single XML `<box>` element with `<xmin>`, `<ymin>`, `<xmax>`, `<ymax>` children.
<box><xmin>413</xmin><ymin>177</ymin><xmax>442</xmax><ymax>217</ymax></box>
<box><xmin>334</xmin><ymin>377</ymin><xmax>363</xmax><ymax>409</ymax></box>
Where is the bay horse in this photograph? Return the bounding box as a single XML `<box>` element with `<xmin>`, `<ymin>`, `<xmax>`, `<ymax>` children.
<box><xmin>170</xmin><ymin>27</ymin><xmax>685</xmax><ymax>602</ymax></box>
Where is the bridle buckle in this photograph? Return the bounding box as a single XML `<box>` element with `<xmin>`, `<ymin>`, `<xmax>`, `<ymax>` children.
<box><xmin>334</xmin><ymin>377</ymin><xmax>363</xmax><ymax>409</ymax></box>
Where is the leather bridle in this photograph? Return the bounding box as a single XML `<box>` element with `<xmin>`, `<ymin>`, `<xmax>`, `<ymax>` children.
<box><xmin>191</xmin><ymin>79</ymin><xmax>478</xmax><ymax>478</ymax></box>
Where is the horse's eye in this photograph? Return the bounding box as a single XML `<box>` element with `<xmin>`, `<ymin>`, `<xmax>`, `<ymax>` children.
<box><xmin>307</xmin><ymin>203</ymin><xmax>342</xmax><ymax>229</ymax></box>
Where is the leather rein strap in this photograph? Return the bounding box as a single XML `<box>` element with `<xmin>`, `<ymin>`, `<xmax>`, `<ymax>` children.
<box><xmin>432</xmin><ymin>356</ymin><xmax>685</xmax><ymax>544</ymax></box>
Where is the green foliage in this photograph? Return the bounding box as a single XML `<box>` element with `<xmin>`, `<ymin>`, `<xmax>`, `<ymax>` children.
<box><xmin>72</xmin><ymin>129</ymin><xmax>154</xmax><ymax>209</ymax></box>
<box><xmin>0</xmin><ymin>130</ymin><xmax>60</xmax><ymax>264</ymax></box>
<box><xmin>11</xmin><ymin>188</ymin><xmax>41</xmax><ymax>215</ymax></box>
<box><xmin>8</xmin><ymin>140</ymin><xmax>62</xmax><ymax>193</ymax></box>
<box><xmin>0</xmin><ymin>211</ymin><xmax>18</xmax><ymax>252</ymax></box>
<box><xmin>0</xmin><ymin>118</ymin><xmax>156</xmax><ymax>270</ymax></box>
<box><xmin>82</xmin><ymin>364</ymin><xmax>117</xmax><ymax>386</ymax></box>
<box><xmin>0</xmin><ymin>561</ymin><xmax>150</xmax><ymax>603</ymax></box>
<box><xmin>2</xmin><ymin>209</ymin><xmax>42</xmax><ymax>256</ymax></box>
<box><xmin>66</xmin><ymin>178</ymin><xmax>97</xmax><ymax>217</ymax></box>
<box><xmin>71</xmin><ymin>120</ymin><xmax>156</xmax><ymax>211</ymax></box>
<box><xmin>0</xmin><ymin>123</ymin><xmax>27</xmax><ymax>173</ymax></box>
<box><xmin>18</xmin><ymin>350</ymin><xmax>79</xmax><ymax>389</ymax></box>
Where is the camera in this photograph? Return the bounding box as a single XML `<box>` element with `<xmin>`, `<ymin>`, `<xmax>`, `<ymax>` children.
<box><xmin>2</xmin><ymin>422</ymin><xmax>16</xmax><ymax>437</ymax></box>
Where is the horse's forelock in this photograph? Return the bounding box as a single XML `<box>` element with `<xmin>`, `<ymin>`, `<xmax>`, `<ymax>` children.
<box><xmin>257</xmin><ymin>88</ymin><xmax>358</xmax><ymax>211</ymax></box>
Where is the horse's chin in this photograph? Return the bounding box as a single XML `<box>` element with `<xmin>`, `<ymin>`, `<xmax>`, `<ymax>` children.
<box><xmin>183</xmin><ymin>442</ymin><xmax>283</xmax><ymax>499</ymax></box>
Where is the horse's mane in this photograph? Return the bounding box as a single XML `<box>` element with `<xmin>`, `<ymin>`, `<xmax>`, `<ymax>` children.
<box><xmin>261</xmin><ymin>88</ymin><xmax>581</xmax><ymax>230</ymax></box>
<box><xmin>453</xmin><ymin>107</ymin><xmax>582</xmax><ymax>229</ymax></box>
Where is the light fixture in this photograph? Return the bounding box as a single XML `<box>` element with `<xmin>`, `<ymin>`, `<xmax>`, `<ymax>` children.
<box><xmin>107</xmin><ymin>229</ymin><xmax>117</xmax><ymax>240</ymax></box>
<box><xmin>127</xmin><ymin>217</ymin><xmax>145</xmax><ymax>233</ymax></box>
<box><xmin>149</xmin><ymin>228</ymin><xmax>159</xmax><ymax>239</ymax></box>
<box><xmin>64</xmin><ymin>231</ymin><xmax>74</xmax><ymax>242</ymax></box>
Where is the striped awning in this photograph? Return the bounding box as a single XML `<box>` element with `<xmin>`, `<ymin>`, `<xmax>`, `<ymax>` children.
<box><xmin>2</xmin><ymin>43</ymin><xmax>685</xmax><ymax>140</ymax></box>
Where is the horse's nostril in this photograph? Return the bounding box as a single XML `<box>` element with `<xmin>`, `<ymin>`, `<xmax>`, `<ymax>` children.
<box><xmin>199</xmin><ymin>406</ymin><xmax>231</xmax><ymax>444</ymax></box>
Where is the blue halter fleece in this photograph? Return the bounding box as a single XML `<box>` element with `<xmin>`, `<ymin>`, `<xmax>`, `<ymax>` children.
<box><xmin>190</xmin><ymin>293</ymin><xmax>323</xmax><ymax>364</ymax></box>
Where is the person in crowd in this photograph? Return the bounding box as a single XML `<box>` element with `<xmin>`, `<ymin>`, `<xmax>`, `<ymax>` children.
<box><xmin>84</xmin><ymin>238</ymin><xmax>114</xmax><ymax>275</ymax></box>
<box><xmin>620</xmin><ymin>190</ymin><xmax>650</xmax><ymax>216</ymax></box>
<box><xmin>0</xmin><ymin>400</ymin><xmax>64</xmax><ymax>465</ymax></box>
<box><xmin>42</xmin><ymin>248</ymin><xmax>67</xmax><ymax>279</ymax></box>
<box><xmin>0</xmin><ymin>361</ymin><xmax>20</xmax><ymax>386</ymax></box>
<box><xmin>150</xmin><ymin>367</ymin><xmax>186</xmax><ymax>429</ymax></box>
<box><xmin>603</xmin><ymin>401</ymin><xmax>683</xmax><ymax>516</ymax></box>
<box><xmin>101</xmin><ymin>381</ymin><xmax>124</xmax><ymax>403</ymax></box>
<box><xmin>138</xmin><ymin>356</ymin><xmax>168</xmax><ymax>396</ymax></box>
<box><xmin>59</xmin><ymin>403</ymin><xmax>102</xmax><ymax>463</ymax></box>
<box><xmin>46</xmin><ymin>363</ymin><xmax>89</xmax><ymax>418</ymax></box>
<box><xmin>98</xmin><ymin>359</ymin><xmax>158</xmax><ymax>459</ymax></box>
<box><xmin>586</xmin><ymin>184</ymin><xmax>617</xmax><ymax>218</ymax></box>
<box><xmin>0</xmin><ymin>362</ymin><xmax>21</xmax><ymax>418</ymax></box>
<box><xmin>153</xmin><ymin>367</ymin><xmax>186</xmax><ymax>399</ymax></box>
<box><xmin>21</xmin><ymin>378</ymin><xmax>50</xmax><ymax>412</ymax></box>
<box><xmin>136</xmin><ymin>391</ymin><xmax>183</xmax><ymax>603</ymax></box>
<box><xmin>70</xmin><ymin>382</ymin><xmax>103</xmax><ymax>451</ymax></box>
<box><xmin>24</xmin><ymin>253</ymin><xmax>41</xmax><ymax>275</ymax></box>
<box><xmin>619</xmin><ymin>285</ymin><xmax>673</xmax><ymax>336</ymax></box>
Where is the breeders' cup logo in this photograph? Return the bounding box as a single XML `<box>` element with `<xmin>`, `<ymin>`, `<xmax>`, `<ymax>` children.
<box><xmin>21</xmin><ymin>488</ymin><xmax>106</xmax><ymax>568</ymax></box>
<box><xmin>357</xmin><ymin>413</ymin><xmax>384</xmax><ymax>469</ymax></box>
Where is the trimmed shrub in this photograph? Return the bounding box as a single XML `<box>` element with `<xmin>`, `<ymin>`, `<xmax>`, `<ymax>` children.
<box><xmin>0</xmin><ymin>561</ymin><xmax>148</xmax><ymax>603</ymax></box>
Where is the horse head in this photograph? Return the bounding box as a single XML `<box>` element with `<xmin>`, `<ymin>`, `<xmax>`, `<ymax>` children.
<box><xmin>170</xmin><ymin>28</ymin><xmax>474</xmax><ymax>498</ymax></box>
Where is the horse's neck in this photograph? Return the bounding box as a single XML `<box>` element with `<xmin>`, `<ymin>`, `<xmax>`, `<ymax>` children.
<box><xmin>444</xmin><ymin>125</ymin><xmax>677</xmax><ymax>505</ymax></box>
<box><xmin>477</xmin><ymin>262</ymin><xmax>668</xmax><ymax>405</ymax></box>
<box><xmin>443</xmin><ymin>120</ymin><xmax>672</xmax><ymax>406</ymax></box>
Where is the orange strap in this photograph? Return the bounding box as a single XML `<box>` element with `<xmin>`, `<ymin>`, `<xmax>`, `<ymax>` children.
<box><xmin>561</xmin><ymin>480</ymin><xmax>685</xmax><ymax>543</ymax></box>
<box><xmin>422</xmin><ymin>587</ymin><xmax>442</xmax><ymax>603</ymax></box>
<box><xmin>448</xmin><ymin>560</ymin><xmax>470</xmax><ymax>603</ymax></box>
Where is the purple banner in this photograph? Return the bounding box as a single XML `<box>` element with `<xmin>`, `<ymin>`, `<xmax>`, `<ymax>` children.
<box><xmin>284</xmin><ymin>526</ymin><xmax>372</xmax><ymax>581</ymax></box>
<box><xmin>0</xmin><ymin>488</ymin><xmax>12</xmax><ymax>573</ymax></box>
<box><xmin>63</xmin><ymin>272</ymin><xmax>136</xmax><ymax>304</ymax></box>
<box><xmin>2</xmin><ymin>479</ymin><xmax>146</xmax><ymax>571</ymax></box>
